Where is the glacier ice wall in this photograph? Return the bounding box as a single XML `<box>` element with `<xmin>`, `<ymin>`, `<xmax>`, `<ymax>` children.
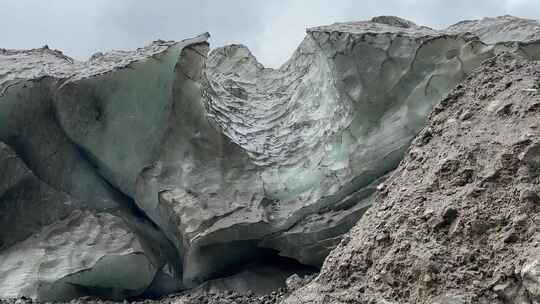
<box><xmin>0</xmin><ymin>34</ymin><xmax>210</xmax><ymax>300</ymax></box>
<box><xmin>1</xmin><ymin>15</ymin><xmax>540</xmax><ymax>300</ymax></box>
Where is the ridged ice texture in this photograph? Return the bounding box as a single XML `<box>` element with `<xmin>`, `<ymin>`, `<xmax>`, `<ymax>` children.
<box><xmin>205</xmin><ymin>37</ymin><xmax>351</xmax><ymax>167</ymax></box>
<box><xmin>0</xmin><ymin>143</ymin><xmax>157</xmax><ymax>301</ymax></box>
<box><xmin>0</xmin><ymin>210</ymin><xmax>155</xmax><ymax>301</ymax></box>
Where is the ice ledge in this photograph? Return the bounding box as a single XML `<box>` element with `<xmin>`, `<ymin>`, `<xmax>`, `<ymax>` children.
<box><xmin>0</xmin><ymin>32</ymin><xmax>210</xmax><ymax>95</ymax></box>
<box><xmin>307</xmin><ymin>15</ymin><xmax>440</xmax><ymax>37</ymax></box>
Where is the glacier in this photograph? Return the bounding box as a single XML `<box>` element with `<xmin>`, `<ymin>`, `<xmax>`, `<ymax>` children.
<box><xmin>1</xmin><ymin>15</ymin><xmax>540</xmax><ymax>300</ymax></box>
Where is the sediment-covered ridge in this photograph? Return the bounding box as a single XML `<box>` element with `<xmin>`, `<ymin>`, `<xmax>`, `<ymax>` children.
<box><xmin>285</xmin><ymin>52</ymin><xmax>540</xmax><ymax>304</ymax></box>
<box><xmin>446</xmin><ymin>15</ymin><xmax>540</xmax><ymax>44</ymax></box>
<box><xmin>1</xmin><ymin>16</ymin><xmax>540</xmax><ymax>301</ymax></box>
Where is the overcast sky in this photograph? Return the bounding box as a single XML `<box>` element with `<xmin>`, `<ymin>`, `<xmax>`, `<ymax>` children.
<box><xmin>1</xmin><ymin>0</ymin><xmax>539</xmax><ymax>67</ymax></box>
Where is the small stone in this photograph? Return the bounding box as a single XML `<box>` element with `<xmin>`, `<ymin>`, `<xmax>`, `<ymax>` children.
<box><xmin>496</xmin><ymin>103</ymin><xmax>513</xmax><ymax>116</ymax></box>
<box><xmin>522</xmin><ymin>256</ymin><xmax>540</xmax><ymax>298</ymax></box>
<box><xmin>459</xmin><ymin>110</ymin><xmax>474</xmax><ymax>121</ymax></box>
<box><xmin>513</xmin><ymin>214</ymin><xmax>529</xmax><ymax>226</ymax></box>
<box><xmin>286</xmin><ymin>274</ymin><xmax>303</xmax><ymax>291</ymax></box>
<box><xmin>422</xmin><ymin>208</ymin><xmax>435</xmax><ymax>219</ymax></box>
<box><xmin>503</xmin><ymin>229</ymin><xmax>519</xmax><ymax>243</ymax></box>
<box><xmin>521</xmin><ymin>143</ymin><xmax>540</xmax><ymax>172</ymax></box>
<box><xmin>376</xmin><ymin>232</ymin><xmax>390</xmax><ymax>242</ymax></box>
<box><xmin>493</xmin><ymin>282</ymin><xmax>509</xmax><ymax>292</ymax></box>
<box><xmin>440</xmin><ymin>207</ymin><xmax>459</xmax><ymax>225</ymax></box>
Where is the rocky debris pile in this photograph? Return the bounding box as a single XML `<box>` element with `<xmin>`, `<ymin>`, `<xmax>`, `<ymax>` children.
<box><xmin>0</xmin><ymin>291</ymin><xmax>287</xmax><ymax>304</ymax></box>
<box><xmin>0</xmin><ymin>273</ymin><xmax>316</xmax><ymax>304</ymax></box>
<box><xmin>1</xmin><ymin>15</ymin><xmax>540</xmax><ymax>301</ymax></box>
<box><xmin>285</xmin><ymin>53</ymin><xmax>540</xmax><ymax>303</ymax></box>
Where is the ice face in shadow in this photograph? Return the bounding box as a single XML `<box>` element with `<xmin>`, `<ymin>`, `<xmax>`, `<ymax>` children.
<box><xmin>0</xmin><ymin>143</ymin><xmax>157</xmax><ymax>300</ymax></box>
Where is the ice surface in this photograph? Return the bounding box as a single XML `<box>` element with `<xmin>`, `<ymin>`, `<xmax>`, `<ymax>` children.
<box><xmin>0</xmin><ymin>143</ymin><xmax>157</xmax><ymax>300</ymax></box>
<box><xmin>1</xmin><ymin>16</ymin><xmax>540</xmax><ymax>300</ymax></box>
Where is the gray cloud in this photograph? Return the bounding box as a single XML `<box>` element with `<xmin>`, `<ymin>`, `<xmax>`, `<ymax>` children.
<box><xmin>1</xmin><ymin>0</ymin><xmax>539</xmax><ymax>67</ymax></box>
